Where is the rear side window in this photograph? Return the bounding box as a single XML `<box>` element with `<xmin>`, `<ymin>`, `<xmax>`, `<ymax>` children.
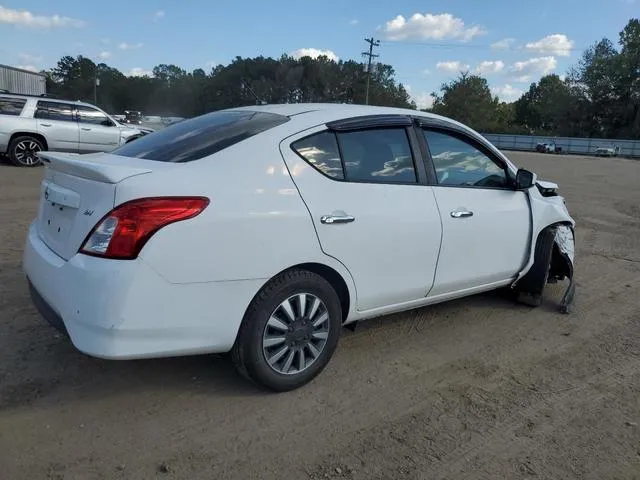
<box><xmin>0</xmin><ymin>97</ymin><xmax>26</xmax><ymax>116</ymax></box>
<box><xmin>339</xmin><ymin>128</ymin><xmax>417</xmax><ymax>183</ymax></box>
<box><xmin>292</xmin><ymin>127</ymin><xmax>418</xmax><ymax>184</ymax></box>
<box><xmin>35</xmin><ymin>101</ymin><xmax>75</xmax><ymax>122</ymax></box>
<box><xmin>292</xmin><ymin>131</ymin><xmax>344</xmax><ymax>179</ymax></box>
<box><xmin>112</xmin><ymin>110</ymin><xmax>290</xmax><ymax>163</ymax></box>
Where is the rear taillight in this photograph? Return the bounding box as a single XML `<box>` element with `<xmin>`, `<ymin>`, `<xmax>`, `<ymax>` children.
<box><xmin>80</xmin><ymin>197</ymin><xmax>209</xmax><ymax>260</ymax></box>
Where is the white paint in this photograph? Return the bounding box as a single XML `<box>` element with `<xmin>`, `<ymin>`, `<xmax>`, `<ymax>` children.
<box><xmin>22</xmin><ymin>103</ymin><xmax>575</xmax><ymax>361</ymax></box>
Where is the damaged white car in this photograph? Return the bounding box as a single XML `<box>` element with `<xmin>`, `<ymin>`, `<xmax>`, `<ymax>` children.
<box><xmin>22</xmin><ymin>104</ymin><xmax>575</xmax><ymax>392</ymax></box>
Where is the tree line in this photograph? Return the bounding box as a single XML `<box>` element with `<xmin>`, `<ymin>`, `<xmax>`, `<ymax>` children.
<box><xmin>44</xmin><ymin>18</ymin><xmax>639</xmax><ymax>139</ymax></box>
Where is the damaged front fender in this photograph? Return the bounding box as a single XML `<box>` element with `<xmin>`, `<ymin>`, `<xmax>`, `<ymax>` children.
<box><xmin>513</xmin><ymin>181</ymin><xmax>576</xmax><ymax>313</ymax></box>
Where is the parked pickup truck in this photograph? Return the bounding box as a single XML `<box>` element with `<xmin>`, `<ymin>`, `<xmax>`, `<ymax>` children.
<box><xmin>0</xmin><ymin>93</ymin><xmax>152</xmax><ymax>167</ymax></box>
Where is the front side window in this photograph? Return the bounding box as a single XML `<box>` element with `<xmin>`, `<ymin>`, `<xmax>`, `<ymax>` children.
<box><xmin>423</xmin><ymin>129</ymin><xmax>507</xmax><ymax>188</ymax></box>
<box><xmin>35</xmin><ymin>101</ymin><xmax>75</xmax><ymax>122</ymax></box>
<box><xmin>113</xmin><ymin>110</ymin><xmax>289</xmax><ymax>163</ymax></box>
<box><xmin>77</xmin><ymin>106</ymin><xmax>113</xmax><ymax>126</ymax></box>
<box><xmin>0</xmin><ymin>97</ymin><xmax>26</xmax><ymax>116</ymax></box>
<box><xmin>338</xmin><ymin>128</ymin><xmax>417</xmax><ymax>184</ymax></box>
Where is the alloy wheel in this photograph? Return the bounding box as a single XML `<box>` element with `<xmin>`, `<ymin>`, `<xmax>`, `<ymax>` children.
<box><xmin>262</xmin><ymin>293</ymin><xmax>330</xmax><ymax>375</ymax></box>
<box><xmin>14</xmin><ymin>140</ymin><xmax>42</xmax><ymax>166</ymax></box>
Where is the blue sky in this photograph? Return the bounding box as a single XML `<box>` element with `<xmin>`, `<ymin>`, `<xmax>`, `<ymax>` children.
<box><xmin>1</xmin><ymin>1</ymin><xmax>637</xmax><ymax>107</ymax></box>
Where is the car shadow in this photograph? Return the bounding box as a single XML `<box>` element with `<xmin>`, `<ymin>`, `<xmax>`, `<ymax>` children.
<box><xmin>0</xmin><ymin>282</ymin><xmax>571</xmax><ymax>409</ymax></box>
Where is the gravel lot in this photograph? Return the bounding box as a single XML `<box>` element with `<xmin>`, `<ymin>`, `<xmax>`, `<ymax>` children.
<box><xmin>0</xmin><ymin>151</ymin><xmax>639</xmax><ymax>480</ymax></box>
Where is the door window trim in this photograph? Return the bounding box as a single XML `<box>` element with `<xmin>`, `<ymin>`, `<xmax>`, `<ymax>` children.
<box><xmin>290</xmin><ymin>119</ymin><xmax>429</xmax><ymax>186</ymax></box>
<box><xmin>416</xmin><ymin>124</ymin><xmax>516</xmax><ymax>191</ymax></box>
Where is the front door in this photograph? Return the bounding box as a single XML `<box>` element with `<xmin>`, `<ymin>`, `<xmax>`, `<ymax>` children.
<box><xmin>35</xmin><ymin>101</ymin><xmax>79</xmax><ymax>153</ymax></box>
<box><xmin>76</xmin><ymin>106</ymin><xmax>121</xmax><ymax>153</ymax></box>
<box><xmin>420</xmin><ymin>127</ymin><xmax>530</xmax><ymax>296</ymax></box>
<box><xmin>280</xmin><ymin>121</ymin><xmax>443</xmax><ymax>312</ymax></box>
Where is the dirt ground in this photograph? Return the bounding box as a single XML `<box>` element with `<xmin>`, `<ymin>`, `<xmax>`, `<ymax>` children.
<box><xmin>0</xmin><ymin>151</ymin><xmax>639</xmax><ymax>480</ymax></box>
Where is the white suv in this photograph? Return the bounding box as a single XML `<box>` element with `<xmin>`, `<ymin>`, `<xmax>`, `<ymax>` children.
<box><xmin>22</xmin><ymin>103</ymin><xmax>576</xmax><ymax>391</ymax></box>
<box><xmin>0</xmin><ymin>93</ymin><xmax>151</xmax><ymax>167</ymax></box>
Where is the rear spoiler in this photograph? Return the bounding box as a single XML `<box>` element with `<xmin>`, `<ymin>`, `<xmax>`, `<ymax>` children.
<box><xmin>38</xmin><ymin>152</ymin><xmax>153</xmax><ymax>184</ymax></box>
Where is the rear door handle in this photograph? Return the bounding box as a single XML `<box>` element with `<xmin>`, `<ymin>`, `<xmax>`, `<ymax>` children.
<box><xmin>40</xmin><ymin>123</ymin><xmax>52</xmax><ymax>127</ymax></box>
<box><xmin>321</xmin><ymin>214</ymin><xmax>355</xmax><ymax>224</ymax></box>
<box><xmin>450</xmin><ymin>210</ymin><xmax>473</xmax><ymax>218</ymax></box>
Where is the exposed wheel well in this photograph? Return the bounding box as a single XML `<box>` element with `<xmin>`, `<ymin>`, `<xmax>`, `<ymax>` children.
<box><xmin>284</xmin><ymin>263</ymin><xmax>351</xmax><ymax>323</ymax></box>
<box><xmin>9</xmin><ymin>132</ymin><xmax>48</xmax><ymax>151</ymax></box>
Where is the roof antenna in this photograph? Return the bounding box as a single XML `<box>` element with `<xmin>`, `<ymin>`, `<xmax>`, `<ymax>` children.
<box><xmin>241</xmin><ymin>78</ymin><xmax>267</xmax><ymax>105</ymax></box>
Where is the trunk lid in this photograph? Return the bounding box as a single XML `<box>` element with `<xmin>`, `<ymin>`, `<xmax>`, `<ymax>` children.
<box><xmin>36</xmin><ymin>152</ymin><xmax>154</xmax><ymax>260</ymax></box>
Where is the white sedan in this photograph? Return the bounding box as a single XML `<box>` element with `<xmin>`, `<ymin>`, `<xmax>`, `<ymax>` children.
<box><xmin>23</xmin><ymin>104</ymin><xmax>576</xmax><ymax>392</ymax></box>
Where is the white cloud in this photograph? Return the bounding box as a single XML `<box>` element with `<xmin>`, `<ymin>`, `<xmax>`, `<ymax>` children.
<box><xmin>510</xmin><ymin>56</ymin><xmax>557</xmax><ymax>81</ymax></box>
<box><xmin>19</xmin><ymin>53</ymin><xmax>42</xmax><ymax>63</ymax></box>
<box><xmin>525</xmin><ymin>34</ymin><xmax>574</xmax><ymax>57</ymax></box>
<box><xmin>405</xmin><ymin>84</ymin><xmax>435</xmax><ymax>110</ymax></box>
<box><xmin>414</xmin><ymin>92</ymin><xmax>435</xmax><ymax>110</ymax></box>
<box><xmin>17</xmin><ymin>65</ymin><xmax>38</xmax><ymax>72</ymax></box>
<box><xmin>290</xmin><ymin>48</ymin><xmax>339</xmax><ymax>62</ymax></box>
<box><xmin>0</xmin><ymin>5</ymin><xmax>84</xmax><ymax>28</ymax></box>
<box><xmin>118</xmin><ymin>42</ymin><xmax>144</xmax><ymax>50</ymax></box>
<box><xmin>491</xmin><ymin>84</ymin><xmax>524</xmax><ymax>102</ymax></box>
<box><xmin>349</xmin><ymin>19</ymin><xmax>359</xmax><ymax>25</ymax></box>
<box><xmin>101</xmin><ymin>38</ymin><xmax>110</xmax><ymax>45</ymax></box>
<box><xmin>475</xmin><ymin>60</ymin><xmax>505</xmax><ymax>75</ymax></box>
<box><xmin>382</xmin><ymin>12</ymin><xmax>485</xmax><ymax>42</ymax></box>
<box><xmin>491</xmin><ymin>38</ymin><xmax>516</xmax><ymax>50</ymax></box>
<box><xmin>153</xmin><ymin>10</ymin><xmax>165</xmax><ymax>22</ymax></box>
<box><xmin>128</xmin><ymin>67</ymin><xmax>153</xmax><ymax>77</ymax></box>
<box><xmin>436</xmin><ymin>61</ymin><xmax>470</xmax><ymax>74</ymax></box>
<box><xmin>423</xmin><ymin>68</ymin><xmax>432</xmax><ymax>75</ymax></box>
<box><xmin>98</xmin><ymin>51</ymin><xmax>111</xmax><ymax>60</ymax></box>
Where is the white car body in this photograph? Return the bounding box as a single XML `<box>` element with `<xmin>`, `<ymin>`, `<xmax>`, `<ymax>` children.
<box><xmin>22</xmin><ymin>103</ymin><xmax>575</xmax><ymax>389</ymax></box>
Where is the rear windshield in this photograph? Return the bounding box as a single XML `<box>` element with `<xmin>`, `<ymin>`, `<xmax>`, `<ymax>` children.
<box><xmin>112</xmin><ymin>110</ymin><xmax>289</xmax><ymax>163</ymax></box>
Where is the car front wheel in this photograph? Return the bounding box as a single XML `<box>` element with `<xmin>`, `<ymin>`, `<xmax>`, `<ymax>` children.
<box><xmin>231</xmin><ymin>269</ymin><xmax>342</xmax><ymax>392</ymax></box>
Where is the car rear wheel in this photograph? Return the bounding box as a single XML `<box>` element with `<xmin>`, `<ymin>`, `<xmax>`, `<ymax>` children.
<box><xmin>8</xmin><ymin>136</ymin><xmax>44</xmax><ymax>167</ymax></box>
<box><xmin>231</xmin><ymin>269</ymin><xmax>342</xmax><ymax>392</ymax></box>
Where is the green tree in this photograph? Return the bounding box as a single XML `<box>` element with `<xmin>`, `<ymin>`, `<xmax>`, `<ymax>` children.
<box><xmin>431</xmin><ymin>73</ymin><xmax>503</xmax><ymax>131</ymax></box>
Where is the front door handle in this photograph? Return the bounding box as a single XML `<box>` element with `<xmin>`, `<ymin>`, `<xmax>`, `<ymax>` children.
<box><xmin>450</xmin><ymin>210</ymin><xmax>473</xmax><ymax>218</ymax></box>
<box><xmin>81</xmin><ymin>127</ymin><xmax>92</xmax><ymax>131</ymax></box>
<box><xmin>321</xmin><ymin>214</ymin><xmax>355</xmax><ymax>224</ymax></box>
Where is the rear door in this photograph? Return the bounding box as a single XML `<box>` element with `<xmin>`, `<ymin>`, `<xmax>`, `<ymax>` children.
<box><xmin>35</xmin><ymin>101</ymin><xmax>79</xmax><ymax>153</ymax></box>
<box><xmin>419</xmin><ymin>126</ymin><xmax>530</xmax><ymax>296</ymax></box>
<box><xmin>280</xmin><ymin>116</ymin><xmax>443</xmax><ymax>312</ymax></box>
<box><xmin>76</xmin><ymin>105</ymin><xmax>121</xmax><ymax>153</ymax></box>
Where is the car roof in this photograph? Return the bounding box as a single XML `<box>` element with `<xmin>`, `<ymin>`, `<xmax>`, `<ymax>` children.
<box><xmin>230</xmin><ymin>102</ymin><xmax>485</xmax><ymax>142</ymax></box>
<box><xmin>0</xmin><ymin>92</ymin><xmax>99</xmax><ymax>109</ymax></box>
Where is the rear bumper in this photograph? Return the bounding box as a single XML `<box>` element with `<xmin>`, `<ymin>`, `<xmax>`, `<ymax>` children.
<box><xmin>28</xmin><ymin>280</ymin><xmax>68</xmax><ymax>335</ymax></box>
<box><xmin>22</xmin><ymin>221</ymin><xmax>265</xmax><ymax>359</ymax></box>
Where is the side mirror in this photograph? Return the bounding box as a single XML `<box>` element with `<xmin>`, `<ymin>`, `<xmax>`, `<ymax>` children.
<box><xmin>515</xmin><ymin>168</ymin><xmax>535</xmax><ymax>190</ymax></box>
<box><xmin>101</xmin><ymin>119</ymin><xmax>114</xmax><ymax>127</ymax></box>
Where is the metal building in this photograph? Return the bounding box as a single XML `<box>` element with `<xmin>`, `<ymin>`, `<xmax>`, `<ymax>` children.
<box><xmin>0</xmin><ymin>64</ymin><xmax>47</xmax><ymax>96</ymax></box>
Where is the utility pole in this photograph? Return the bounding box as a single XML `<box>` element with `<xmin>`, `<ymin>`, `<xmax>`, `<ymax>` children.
<box><xmin>362</xmin><ymin>37</ymin><xmax>380</xmax><ymax>105</ymax></box>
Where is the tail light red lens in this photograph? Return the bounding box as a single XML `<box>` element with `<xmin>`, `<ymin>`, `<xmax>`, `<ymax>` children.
<box><xmin>80</xmin><ymin>197</ymin><xmax>210</xmax><ymax>260</ymax></box>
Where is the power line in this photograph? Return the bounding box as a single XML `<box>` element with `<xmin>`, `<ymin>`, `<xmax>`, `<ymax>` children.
<box><xmin>363</xmin><ymin>37</ymin><xmax>380</xmax><ymax>105</ymax></box>
<box><xmin>381</xmin><ymin>40</ymin><xmax>588</xmax><ymax>54</ymax></box>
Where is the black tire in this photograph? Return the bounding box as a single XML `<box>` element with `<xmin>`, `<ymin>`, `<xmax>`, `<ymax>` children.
<box><xmin>8</xmin><ymin>135</ymin><xmax>44</xmax><ymax>167</ymax></box>
<box><xmin>231</xmin><ymin>269</ymin><xmax>342</xmax><ymax>392</ymax></box>
<box><xmin>516</xmin><ymin>225</ymin><xmax>557</xmax><ymax>307</ymax></box>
